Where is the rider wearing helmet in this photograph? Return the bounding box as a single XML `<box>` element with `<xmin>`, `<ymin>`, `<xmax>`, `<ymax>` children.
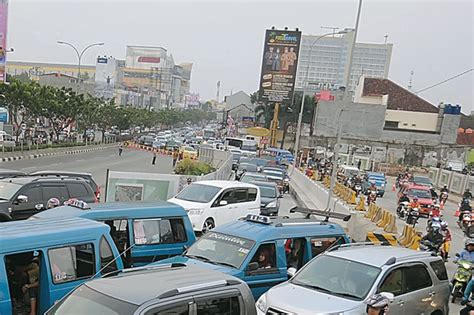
<box><xmin>409</xmin><ymin>196</ymin><xmax>421</xmax><ymax>210</ymax></box>
<box><xmin>365</xmin><ymin>293</ymin><xmax>393</xmax><ymax>315</ymax></box>
<box><xmin>422</xmin><ymin>223</ymin><xmax>444</xmax><ymax>248</ymax></box>
<box><xmin>398</xmin><ymin>191</ymin><xmax>410</xmax><ymax>204</ymax></box>
<box><xmin>368</xmin><ymin>180</ymin><xmax>377</xmax><ymax>192</ymax></box>
<box><xmin>464</xmin><ymin>188</ymin><xmax>473</xmax><ymax>200</ymax></box>
<box><xmin>46</xmin><ymin>198</ymin><xmax>60</xmax><ymax>209</ymax></box>
<box><xmin>440</xmin><ymin>184</ymin><xmax>449</xmax><ymax>193</ymax></box>
<box><xmin>459</xmin><ymin>239</ymin><xmax>474</xmax><ymax>264</ymax></box>
<box><xmin>440</xmin><ymin>221</ymin><xmax>451</xmax><ymax>260</ymax></box>
<box><xmin>430</xmin><ymin>203</ymin><xmax>441</xmax><ymax>218</ymax></box>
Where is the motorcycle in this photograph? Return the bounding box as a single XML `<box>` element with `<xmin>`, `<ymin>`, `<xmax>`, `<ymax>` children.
<box><xmin>451</xmin><ymin>257</ymin><xmax>474</xmax><ymax>303</ymax></box>
<box><xmin>426</xmin><ymin>213</ymin><xmax>442</xmax><ymax>232</ymax></box>
<box><xmin>367</xmin><ymin>191</ymin><xmax>377</xmax><ymax>206</ymax></box>
<box><xmin>419</xmin><ymin>239</ymin><xmax>441</xmax><ymax>256</ymax></box>
<box><xmin>406</xmin><ymin>207</ymin><xmax>420</xmax><ymax>227</ymax></box>
<box><xmin>283</xmin><ymin>177</ymin><xmax>290</xmax><ymax>194</ymax></box>
<box><xmin>354</xmin><ymin>184</ymin><xmax>362</xmax><ymax>197</ymax></box>
<box><xmin>396</xmin><ymin>201</ymin><xmax>410</xmax><ymax>220</ymax></box>
<box><xmin>439</xmin><ymin>191</ymin><xmax>448</xmax><ymax>205</ymax></box>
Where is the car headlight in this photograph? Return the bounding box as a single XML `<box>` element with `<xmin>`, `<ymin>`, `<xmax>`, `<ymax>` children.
<box><xmin>266</xmin><ymin>201</ymin><xmax>277</xmax><ymax>208</ymax></box>
<box><xmin>256</xmin><ymin>294</ymin><xmax>267</xmax><ymax>312</ymax></box>
<box><xmin>187</xmin><ymin>209</ymin><xmax>204</xmax><ymax>215</ymax></box>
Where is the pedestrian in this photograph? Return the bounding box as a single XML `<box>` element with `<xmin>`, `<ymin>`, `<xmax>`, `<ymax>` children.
<box><xmin>152</xmin><ymin>150</ymin><xmax>157</xmax><ymax>165</ymax></box>
<box><xmin>172</xmin><ymin>150</ymin><xmax>178</xmax><ymax>167</ymax></box>
<box><xmin>118</xmin><ymin>143</ymin><xmax>123</xmax><ymax>156</ymax></box>
<box><xmin>357</xmin><ymin>159</ymin><xmax>362</xmax><ymax>170</ymax></box>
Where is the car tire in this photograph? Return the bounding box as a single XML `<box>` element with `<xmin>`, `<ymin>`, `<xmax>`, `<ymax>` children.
<box><xmin>0</xmin><ymin>214</ymin><xmax>11</xmax><ymax>222</ymax></box>
<box><xmin>202</xmin><ymin>218</ymin><xmax>215</xmax><ymax>233</ymax></box>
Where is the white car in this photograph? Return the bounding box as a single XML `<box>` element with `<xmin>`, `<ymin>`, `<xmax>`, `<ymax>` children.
<box><xmin>168</xmin><ymin>180</ymin><xmax>261</xmax><ymax>233</ymax></box>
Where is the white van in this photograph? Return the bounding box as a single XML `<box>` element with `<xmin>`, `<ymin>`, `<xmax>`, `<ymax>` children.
<box><xmin>168</xmin><ymin>180</ymin><xmax>261</xmax><ymax>233</ymax></box>
<box><xmin>340</xmin><ymin>165</ymin><xmax>359</xmax><ymax>177</ymax></box>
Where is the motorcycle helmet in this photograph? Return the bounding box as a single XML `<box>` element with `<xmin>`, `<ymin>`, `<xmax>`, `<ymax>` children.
<box><xmin>365</xmin><ymin>292</ymin><xmax>393</xmax><ymax>314</ymax></box>
<box><xmin>440</xmin><ymin>221</ymin><xmax>448</xmax><ymax>230</ymax></box>
<box><xmin>465</xmin><ymin>238</ymin><xmax>474</xmax><ymax>248</ymax></box>
<box><xmin>431</xmin><ymin>222</ymin><xmax>441</xmax><ymax>233</ymax></box>
<box><xmin>46</xmin><ymin>197</ymin><xmax>60</xmax><ymax>209</ymax></box>
<box><xmin>413</xmin><ymin>197</ymin><xmax>418</xmax><ymax>201</ymax></box>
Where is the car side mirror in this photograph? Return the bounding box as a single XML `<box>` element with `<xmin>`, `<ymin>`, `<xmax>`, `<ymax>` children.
<box><xmin>16</xmin><ymin>195</ymin><xmax>28</xmax><ymax>204</ymax></box>
<box><xmin>248</xmin><ymin>262</ymin><xmax>259</xmax><ymax>272</ymax></box>
<box><xmin>219</xmin><ymin>200</ymin><xmax>228</xmax><ymax>206</ymax></box>
<box><xmin>287</xmin><ymin>267</ymin><xmax>297</xmax><ymax>278</ymax></box>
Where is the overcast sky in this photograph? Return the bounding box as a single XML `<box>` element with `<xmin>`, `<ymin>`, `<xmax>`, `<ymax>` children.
<box><xmin>7</xmin><ymin>0</ymin><xmax>474</xmax><ymax>113</ymax></box>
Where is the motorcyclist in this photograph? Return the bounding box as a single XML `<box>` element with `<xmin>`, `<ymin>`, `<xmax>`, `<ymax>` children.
<box><xmin>458</xmin><ymin>238</ymin><xmax>474</xmax><ymax>264</ymax></box>
<box><xmin>410</xmin><ymin>197</ymin><xmax>421</xmax><ymax>210</ymax></box>
<box><xmin>421</xmin><ymin>223</ymin><xmax>444</xmax><ymax>249</ymax></box>
<box><xmin>365</xmin><ymin>292</ymin><xmax>393</xmax><ymax>315</ymax></box>
<box><xmin>440</xmin><ymin>221</ymin><xmax>451</xmax><ymax>260</ymax></box>
<box><xmin>429</xmin><ymin>187</ymin><xmax>438</xmax><ymax>200</ymax></box>
<box><xmin>440</xmin><ymin>185</ymin><xmax>449</xmax><ymax>193</ymax></box>
<box><xmin>464</xmin><ymin>188</ymin><xmax>473</xmax><ymax>200</ymax></box>
<box><xmin>398</xmin><ymin>192</ymin><xmax>410</xmax><ymax>204</ymax></box>
<box><xmin>46</xmin><ymin>197</ymin><xmax>60</xmax><ymax>209</ymax></box>
<box><xmin>459</xmin><ymin>199</ymin><xmax>472</xmax><ymax>223</ymax></box>
<box><xmin>368</xmin><ymin>180</ymin><xmax>377</xmax><ymax>192</ymax></box>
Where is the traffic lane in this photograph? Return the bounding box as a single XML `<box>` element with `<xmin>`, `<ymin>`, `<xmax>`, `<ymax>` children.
<box><xmin>376</xmin><ymin>179</ymin><xmax>464</xmax><ymax>312</ymax></box>
<box><xmin>0</xmin><ymin>146</ymin><xmax>174</xmax><ymax>189</ymax></box>
<box><xmin>279</xmin><ymin>192</ymin><xmax>298</xmax><ymax>217</ymax></box>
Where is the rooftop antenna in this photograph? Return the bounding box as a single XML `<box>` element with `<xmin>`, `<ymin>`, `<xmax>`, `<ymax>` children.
<box><xmin>384</xmin><ymin>35</ymin><xmax>389</xmax><ymax>44</ymax></box>
<box><xmin>408</xmin><ymin>70</ymin><xmax>414</xmax><ymax>90</ymax></box>
<box><xmin>321</xmin><ymin>26</ymin><xmax>339</xmax><ymax>36</ymax></box>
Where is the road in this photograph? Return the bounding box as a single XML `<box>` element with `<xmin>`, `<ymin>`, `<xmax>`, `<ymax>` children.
<box><xmin>375</xmin><ymin>178</ymin><xmax>464</xmax><ymax>312</ymax></box>
<box><xmin>0</xmin><ymin>146</ymin><xmax>174</xmax><ymax>194</ymax></box>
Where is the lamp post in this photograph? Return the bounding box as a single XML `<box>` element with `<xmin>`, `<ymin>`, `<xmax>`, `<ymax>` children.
<box><xmin>293</xmin><ymin>29</ymin><xmax>349</xmax><ymax>170</ymax></box>
<box><xmin>57</xmin><ymin>41</ymin><xmax>104</xmax><ymax>85</ymax></box>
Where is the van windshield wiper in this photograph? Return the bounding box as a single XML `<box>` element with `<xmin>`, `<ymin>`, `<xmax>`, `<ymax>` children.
<box><xmin>213</xmin><ymin>261</ymin><xmax>238</xmax><ymax>269</ymax></box>
<box><xmin>331</xmin><ymin>292</ymin><xmax>361</xmax><ymax>299</ymax></box>
<box><xmin>293</xmin><ymin>281</ymin><xmax>332</xmax><ymax>294</ymax></box>
<box><xmin>184</xmin><ymin>254</ymin><xmax>211</xmax><ymax>262</ymax></box>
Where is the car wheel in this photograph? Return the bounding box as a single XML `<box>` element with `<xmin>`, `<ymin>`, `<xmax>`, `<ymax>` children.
<box><xmin>202</xmin><ymin>218</ymin><xmax>215</xmax><ymax>233</ymax></box>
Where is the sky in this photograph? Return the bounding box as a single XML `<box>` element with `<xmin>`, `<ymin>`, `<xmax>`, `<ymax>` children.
<box><xmin>6</xmin><ymin>0</ymin><xmax>474</xmax><ymax>113</ymax></box>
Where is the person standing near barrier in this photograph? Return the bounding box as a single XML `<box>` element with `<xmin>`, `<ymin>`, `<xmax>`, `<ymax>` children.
<box><xmin>118</xmin><ymin>143</ymin><xmax>123</xmax><ymax>156</ymax></box>
<box><xmin>172</xmin><ymin>150</ymin><xmax>179</xmax><ymax>167</ymax></box>
<box><xmin>152</xmin><ymin>150</ymin><xmax>157</xmax><ymax>165</ymax></box>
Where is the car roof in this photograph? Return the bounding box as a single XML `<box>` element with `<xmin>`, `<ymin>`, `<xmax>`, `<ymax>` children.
<box><xmin>367</xmin><ymin>172</ymin><xmax>385</xmax><ymax>177</ymax></box>
<box><xmin>33</xmin><ymin>201</ymin><xmax>187</xmax><ymax>220</ymax></box>
<box><xmin>193</xmin><ymin>180</ymin><xmax>258</xmax><ymax>189</ymax></box>
<box><xmin>85</xmin><ymin>264</ymin><xmax>243</xmax><ymax>305</ymax></box>
<box><xmin>0</xmin><ymin>217</ymin><xmax>107</xmax><ymax>254</ymax></box>
<box><xmin>250</xmin><ymin>180</ymin><xmax>276</xmax><ymax>188</ymax></box>
<box><xmin>242</xmin><ymin>172</ymin><xmax>266</xmax><ymax>177</ymax></box>
<box><xmin>407</xmin><ymin>184</ymin><xmax>430</xmax><ymax>190</ymax></box>
<box><xmin>214</xmin><ymin>217</ymin><xmax>346</xmax><ymax>242</ymax></box>
<box><xmin>0</xmin><ymin>176</ymin><xmax>89</xmax><ymax>185</ymax></box>
<box><xmin>29</xmin><ymin>170</ymin><xmax>92</xmax><ymax>177</ymax></box>
<box><xmin>326</xmin><ymin>245</ymin><xmax>433</xmax><ymax>268</ymax></box>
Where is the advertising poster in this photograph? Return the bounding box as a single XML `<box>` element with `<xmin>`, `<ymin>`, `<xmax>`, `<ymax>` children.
<box><xmin>258</xmin><ymin>29</ymin><xmax>302</xmax><ymax>103</ymax></box>
<box><xmin>0</xmin><ymin>0</ymin><xmax>8</xmax><ymax>83</ymax></box>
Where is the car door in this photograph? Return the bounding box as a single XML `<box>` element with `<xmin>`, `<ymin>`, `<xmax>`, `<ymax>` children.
<box><xmin>400</xmin><ymin>263</ymin><xmax>437</xmax><ymax>314</ymax></box>
<box><xmin>42</xmin><ymin>184</ymin><xmax>69</xmax><ymax>205</ymax></box>
<box><xmin>12</xmin><ymin>184</ymin><xmax>43</xmax><ymax>219</ymax></box>
<box><xmin>211</xmin><ymin>189</ymin><xmax>235</xmax><ymax>226</ymax></box>
<box><xmin>232</xmin><ymin>188</ymin><xmax>252</xmax><ymax>220</ymax></box>
<box><xmin>377</xmin><ymin>267</ymin><xmax>405</xmax><ymax>315</ymax></box>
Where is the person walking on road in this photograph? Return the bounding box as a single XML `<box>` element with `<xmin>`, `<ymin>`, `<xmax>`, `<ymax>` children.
<box><xmin>118</xmin><ymin>143</ymin><xmax>123</xmax><ymax>156</ymax></box>
<box><xmin>172</xmin><ymin>150</ymin><xmax>179</xmax><ymax>167</ymax></box>
<box><xmin>152</xmin><ymin>150</ymin><xmax>157</xmax><ymax>165</ymax></box>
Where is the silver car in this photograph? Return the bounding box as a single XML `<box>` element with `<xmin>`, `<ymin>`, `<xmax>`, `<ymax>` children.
<box><xmin>257</xmin><ymin>244</ymin><xmax>450</xmax><ymax>315</ymax></box>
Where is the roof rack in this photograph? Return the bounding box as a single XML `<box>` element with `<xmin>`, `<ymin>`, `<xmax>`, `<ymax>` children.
<box><xmin>327</xmin><ymin>242</ymin><xmax>391</xmax><ymax>252</ymax></box>
<box><xmin>158</xmin><ymin>279</ymin><xmax>241</xmax><ymax>299</ymax></box>
<box><xmin>102</xmin><ymin>263</ymin><xmax>187</xmax><ymax>278</ymax></box>
<box><xmin>289</xmin><ymin>206</ymin><xmax>351</xmax><ymax>222</ymax></box>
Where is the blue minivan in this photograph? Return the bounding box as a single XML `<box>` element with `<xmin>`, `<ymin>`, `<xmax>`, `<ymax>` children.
<box><xmin>33</xmin><ymin>201</ymin><xmax>196</xmax><ymax>267</ymax></box>
<box><xmin>0</xmin><ymin>217</ymin><xmax>123</xmax><ymax>315</ymax></box>
<box><xmin>363</xmin><ymin>172</ymin><xmax>387</xmax><ymax>197</ymax></box>
<box><xmin>159</xmin><ymin>213</ymin><xmax>350</xmax><ymax>299</ymax></box>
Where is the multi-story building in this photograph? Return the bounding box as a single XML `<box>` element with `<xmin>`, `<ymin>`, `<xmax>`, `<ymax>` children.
<box><xmin>296</xmin><ymin>31</ymin><xmax>393</xmax><ymax>94</ymax></box>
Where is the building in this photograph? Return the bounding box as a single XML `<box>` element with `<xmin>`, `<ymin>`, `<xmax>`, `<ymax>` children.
<box><xmin>117</xmin><ymin>46</ymin><xmax>192</xmax><ymax>110</ymax></box>
<box><xmin>223</xmin><ymin>91</ymin><xmax>254</xmax><ymax>122</ymax></box>
<box><xmin>7</xmin><ymin>61</ymin><xmax>96</xmax><ymax>82</ymax></box>
<box><xmin>296</xmin><ymin>31</ymin><xmax>393</xmax><ymax>94</ymax></box>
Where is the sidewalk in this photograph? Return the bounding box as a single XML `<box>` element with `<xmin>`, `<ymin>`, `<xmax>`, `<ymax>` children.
<box><xmin>0</xmin><ymin>144</ymin><xmax>115</xmax><ymax>163</ymax></box>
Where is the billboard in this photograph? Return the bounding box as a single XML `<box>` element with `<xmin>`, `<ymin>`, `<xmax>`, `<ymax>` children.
<box><xmin>0</xmin><ymin>0</ymin><xmax>8</xmax><ymax>83</ymax></box>
<box><xmin>258</xmin><ymin>29</ymin><xmax>301</xmax><ymax>103</ymax></box>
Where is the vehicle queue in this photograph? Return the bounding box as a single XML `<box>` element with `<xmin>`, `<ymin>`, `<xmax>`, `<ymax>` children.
<box><xmin>0</xmin><ymin>134</ymin><xmax>470</xmax><ymax>315</ymax></box>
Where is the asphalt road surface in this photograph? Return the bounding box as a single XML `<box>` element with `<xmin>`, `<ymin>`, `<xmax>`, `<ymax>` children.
<box><xmin>376</xmin><ymin>178</ymin><xmax>464</xmax><ymax>313</ymax></box>
<box><xmin>0</xmin><ymin>146</ymin><xmax>174</xmax><ymax>195</ymax></box>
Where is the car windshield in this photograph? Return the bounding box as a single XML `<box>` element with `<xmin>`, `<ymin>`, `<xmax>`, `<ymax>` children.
<box><xmin>259</xmin><ymin>186</ymin><xmax>277</xmax><ymax>198</ymax></box>
<box><xmin>175</xmin><ymin>184</ymin><xmax>221</xmax><ymax>203</ymax></box>
<box><xmin>0</xmin><ymin>182</ymin><xmax>21</xmax><ymax>200</ymax></box>
<box><xmin>185</xmin><ymin>232</ymin><xmax>255</xmax><ymax>269</ymax></box>
<box><xmin>46</xmin><ymin>284</ymin><xmax>138</xmax><ymax>315</ymax></box>
<box><xmin>291</xmin><ymin>255</ymin><xmax>381</xmax><ymax>300</ymax></box>
<box><xmin>241</xmin><ymin>174</ymin><xmax>266</xmax><ymax>183</ymax></box>
<box><xmin>414</xmin><ymin>177</ymin><xmax>431</xmax><ymax>185</ymax></box>
<box><xmin>409</xmin><ymin>188</ymin><xmax>432</xmax><ymax>199</ymax></box>
<box><xmin>263</xmin><ymin>170</ymin><xmax>283</xmax><ymax>179</ymax></box>
<box><xmin>239</xmin><ymin>163</ymin><xmax>257</xmax><ymax>172</ymax></box>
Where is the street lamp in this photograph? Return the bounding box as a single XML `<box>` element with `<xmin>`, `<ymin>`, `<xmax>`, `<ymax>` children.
<box><xmin>292</xmin><ymin>29</ymin><xmax>349</xmax><ymax>170</ymax></box>
<box><xmin>57</xmin><ymin>41</ymin><xmax>104</xmax><ymax>84</ymax></box>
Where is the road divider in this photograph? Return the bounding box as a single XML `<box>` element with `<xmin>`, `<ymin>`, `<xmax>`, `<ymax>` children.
<box><xmin>366</xmin><ymin>232</ymin><xmax>397</xmax><ymax>246</ymax></box>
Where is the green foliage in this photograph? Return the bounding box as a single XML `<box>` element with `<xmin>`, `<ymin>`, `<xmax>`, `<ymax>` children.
<box><xmin>174</xmin><ymin>158</ymin><xmax>215</xmax><ymax>176</ymax></box>
<box><xmin>0</xmin><ymin>78</ymin><xmax>216</xmax><ymax>140</ymax></box>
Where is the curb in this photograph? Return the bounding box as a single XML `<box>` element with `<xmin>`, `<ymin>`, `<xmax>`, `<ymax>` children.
<box><xmin>0</xmin><ymin>145</ymin><xmax>114</xmax><ymax>162</ymax></box>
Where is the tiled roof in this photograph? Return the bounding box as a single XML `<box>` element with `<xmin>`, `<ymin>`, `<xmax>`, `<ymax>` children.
<box><xmin>363</xmin><ymin>78</ymin><xmax>439</xmax><ymax>113</ymax></box>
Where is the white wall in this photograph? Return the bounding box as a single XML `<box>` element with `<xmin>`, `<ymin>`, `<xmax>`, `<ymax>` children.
<box><xmin>385</xmin><ymin>110</ymin><xmax>438</xmax><ymax>131</ymax></box>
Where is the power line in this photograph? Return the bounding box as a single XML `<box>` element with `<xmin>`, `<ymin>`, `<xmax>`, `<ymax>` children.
<box><xmin>415</xmin><ymin>68</ymin><xmax>473</xmax><ymax>94</ymax></box>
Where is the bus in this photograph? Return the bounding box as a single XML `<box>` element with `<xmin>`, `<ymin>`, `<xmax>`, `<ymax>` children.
<box><xmin>225</xmin><ymin>137</ymin><xmax>258</xmax><ymax>156</ymax></box>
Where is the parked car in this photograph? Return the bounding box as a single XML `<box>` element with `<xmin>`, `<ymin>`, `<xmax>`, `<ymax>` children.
<box><xmin>257</xmin><ymin>244</ymin><xmax>450</xmax><ymax>315</ymax></box>
<box><xmin>32</xmin><ymin>201</ymin><xmax>196</xmax><ymax>267</ymax></box>
<box><xmin>46</xmin><ymin>264</ymin><xmax>256</xmax><ymax>315</ymax></box>
<box><xmin>251</xmin><ymin>180</ymin><xmax>281</xmax><ymax>215</ymax></box>
<box><xmin>0</xmin><ymin>176</ymin><xmax>97</xmax><ymax>221</ymax></box>
<box><xmin>29</xmin><ymin>170</ymin><xmax>100</xmax><ymax>201</ymax></box>
<box><xmin>161</xmin><ymin>212</ymin><xmax>350</xmax><ymax>299</ymax></box>
<box><xmin>168</xmin><ymin>180</ymin><xmax>261</xmax><ymax>233</ymax></box>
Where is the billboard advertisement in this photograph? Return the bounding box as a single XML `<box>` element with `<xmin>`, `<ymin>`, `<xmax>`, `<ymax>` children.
<box><xmin>258</xmin><ymin>29</ymin><xmax>301</xmax><ymax>103</ymax></box>
<box><xmin>0</xmin><ymin>0</ymin><xmax>8</xmax><ymax>83</ymax></box>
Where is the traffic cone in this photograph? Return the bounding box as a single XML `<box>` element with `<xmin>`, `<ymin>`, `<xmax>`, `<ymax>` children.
<box><xmin>440</xmin><ymin>202</ymin><xmax>444</xmax><ymax>210</ymax></box>
<box><xmin>392</xmin><ymin>183</ymin><xmax>396</xmax><ymax>192</ymax></box>
<box><xmin>454</xmin><ymin>207</ymin><xmax>460</xmax><ymax>217</ymax></box>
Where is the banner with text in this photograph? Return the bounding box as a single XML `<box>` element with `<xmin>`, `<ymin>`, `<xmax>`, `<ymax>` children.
<box><xmin>0</xmin><ymin>1</ymin><xmax>8</xmax><ymax>83</ymax></box>
<box><xmin>258</xmin><ymin>29</ymin><xmax>301</xmax><ymax>104</ymax></box>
